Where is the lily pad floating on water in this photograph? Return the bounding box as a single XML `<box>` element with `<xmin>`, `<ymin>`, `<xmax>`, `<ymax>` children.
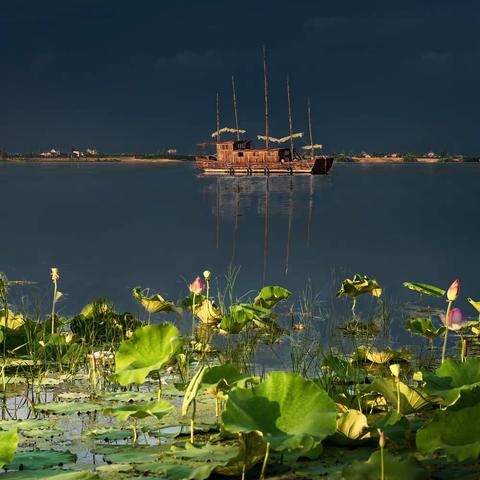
<box><xmin>222</xmin><ymin>371</ymin><xmax>336</xmax><ymax>458</ymax></box>
<box><xmin>100</xmin><ymin>391</ymin><xmax>155</xmax><ymax>403</ymax></box>
<box><xmin>36</xmin><ymin>402</ymin><xmax>102</xmax><ymax>415</ymax></box>
<box><xmin>104</xmin><ymin>399</ymin><xmax>174</xmax><ymax>422</ymax></box>
<box><xmin>423</xmin><ymin>356</ymin><xmax>480</xmax><ymax>404</ymax></box>
<box><xmin>0</xmin><ymin>471</ymin><xmax>98</xmax><ymax>480</ymax></box>
<box><xmin>135</xmin><ymin>461</ymin><xmax>219</xmax><ymax>480</ymax></box>
<box><xmin>97</xmin><ymin>445</ymin><xmax>164</xmax><ymax>464</ymax></box>
<box><xmin>416</xmin><ymin>387</ymin><xmax>480</xmax><ymax>461</ymax></box>
<box><xmin>5</xmin><ymin>449</ymin><xmax>76</xmax><ymax>471</ymax></box>
<box><xmin>342</xmin><ymin>450</ymin><xmax>428</xmax><ymax>479</ymax></box>
<box><xmin>113</xmin><ymin>324</ymin><xmax>184</xmax><ymax>387</ymax></box>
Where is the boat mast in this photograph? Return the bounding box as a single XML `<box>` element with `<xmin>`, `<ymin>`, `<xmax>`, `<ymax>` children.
<box><xmin>307</xmin><ymin>97</ymin><xmax>314</xmax><ymax>160</ymax></box>
<box><xmin>287</xmin><ymin>74</ymin><xmax>294</xmax><ymax>161</ymax></box>
<box><xmin>216</xmin><ymin>92</ymin><xmax>221</xmax><ymax>143</ymax></box>
<box><xmin>263</xmin><ymin>46</ymin><xmax>269</xmax><ymax>151</ymax></box>
<box><xmin>231</xmin><ymin>76</ymin><xmax>241</xmax><ymax>141</ymax></box>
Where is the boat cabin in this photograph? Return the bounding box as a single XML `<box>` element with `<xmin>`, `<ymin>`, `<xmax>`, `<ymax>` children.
<box><xmin>215</xmin><ymin>140</ymin><xmax>295</xmax><ymax>164</ymax></box>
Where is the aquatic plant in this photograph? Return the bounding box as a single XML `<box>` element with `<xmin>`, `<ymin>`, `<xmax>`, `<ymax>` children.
<box><xmin>50</xmin><ymin>267</ymin><xmax>62</xmax><ymax>334</ymax></box>
<box><xmin>337</xmin><ymin>274</ymin><xmax>382</xmax><ymax>318</ymax></box>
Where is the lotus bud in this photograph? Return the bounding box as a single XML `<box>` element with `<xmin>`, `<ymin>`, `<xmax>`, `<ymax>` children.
<box><xmin>389</xmin><ymin>363</ymin><xmax>401</xmax><ymax>380</ymax></box>
<box><xmin>447</xmin><ymin>279</ymin><xmax>460</xmax><ymax>302</ymax></box>
<box><xmin>189</xmin><ymin>276</ymin><xmax>204</xmax><ymax>295</ymax></box>
<box><xmin>51</xmin><ymin>267</ymin><xmax>59</xmax><ymax>282</ymax></box>
<box><xmin>378</xmin><ymin>429</ymin><xmax>386</xmax><ymax>448</ymax></box>
<box><xmin>203</xmin><ymin>270</ymin><xmax>211</xmax><ymax>281</ymax></box>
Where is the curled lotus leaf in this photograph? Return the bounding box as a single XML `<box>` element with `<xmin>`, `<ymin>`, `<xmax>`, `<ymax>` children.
<box><xmin>416</xmin><ymin>387</ymin><xmax>480</xmax><ymax>461</ymax></box>
<box><xmin>202</xmin><ymin>364</ymin><xmax>259</xmax><ymax>397</ymax></box>
<box><xmin>132</xmin><ymin>287</ymin><xmax>178</xmax><ymax>314</ymax></box>
<box><xmin>353</xmin><ymin>346</ymin><xmax>411</xmax><ymax>365</ymax></box>
<box><xmin>334</xmin><ymin>409</ymin><xmax>370</xmax><ymax>445</ymax></box>
<box><xmin>364</xmin><ymin>377</ymin><xmax>429</xmax><ymax>414</ymax></box>
<box><xmin>467</xmin><ymin>297</ymin><xmax>480</xmax><ymax>313</ymax></box>
<box><xmin>113</xmin><ymin>324</ymin><xmax>184</xmax><ymax>386</ymax></box>
<box><xmin>222</xmin><ymin>371</ymin><xmax>336</xmax><ymax>457</ymax></box>
<box><xmin>403</xmin><ymin>281</ymin><xmax>445</xmax><ymax>298</ymax></box>
<box><xmin>342</xmin><ymin>450</ymin><xmax>428</xmax><ymax>480</ymax></box>
<box><xmin>405</xmin><ymin>317</ymin><xmax>445</xmax><ymax>339</ymax></box>
<box><xmin>0</xmin><ymin>310</ymin><xmax>25</xmax><ymax>330</ymax></box>
<box><xmin>336</xmin><ymin>274</ymin><xmax>382</xmax><ymax>298</ymax></box>
<box><xmin>195</xmin><ymin>299</ymin><xmax>222</xmax><ymax>325</ymax></box>
<box><xmin>423</xmin><ymin>356</ymin><xmax>480</xmax><ymax>404</ymax></box>
<box><xmin>254</xmin><ymin>286</ymin><xmax>292</xmax><ymax>309</ymax></box>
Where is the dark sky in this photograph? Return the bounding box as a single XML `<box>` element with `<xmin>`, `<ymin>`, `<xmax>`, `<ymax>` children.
<box><xmin>1</xmin><ymin>0</ymin><xmax>479</xmax><ymax>154</ymax></box>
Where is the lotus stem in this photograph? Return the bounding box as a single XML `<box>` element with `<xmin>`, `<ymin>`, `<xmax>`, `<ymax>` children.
<box><xmin>51</xmin><ymin>278</ymin><xmax>58</xmax><ymax>335</ymax></box>
<box><xmin>215</xmin><ymin>397</ymin><xmax>219</xmax><ymax>423</ymax></box>
<box><xmin>396</xmin><ymin>379</ymin><xmax>401</xmax><ymax>414</ymax></box>
<box><xmin>190</xmin><ymin>399</ymin><xmax>196</xmax><ymax>443</ymax></box>
<box><xmin>260</xmin><ymin>442</ymin><xmax>270</xmax><ymax>480</ymax></box>
<box><xmin>241</xmin><ymin>463</ymin><xmax>246</xmax><ymax>480</ymax></box>
<box><xmin>351</xmin><ymin>298</ymin><xmax>357</xmax><ymax>319</ymax></box>
<box><xmin>132</xmin><ymin>418</ymin><xmax>138</xmax><ymax>446</ymax></box>
<box><xmin>191</xmin><ymin>293</ymin><xmax>196</xmax><ymax>338</ymax></box>
<box><xmin>157</xmin><ymin>372</ymin><xmax>162</xmax><ymax>401</ymax></box>
<box><xmin>461</xmin><ymin>336</ymin><xmax>467</xmax><ymax>362</ymax></box>
<box><xmin>380</xmin><ymin>444</ymin><xmax>384</xmax><ymax>480</ymax></box>
<box><xmin>441</xmin><ymin>300</ymin><xmax>453</xmax><ymax>364</ymax></box>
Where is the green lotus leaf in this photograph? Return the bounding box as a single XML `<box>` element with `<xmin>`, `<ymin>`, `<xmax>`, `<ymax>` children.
<box><xmin>0</xmin><ymin>310</ymin><xmax>25</xmax><ymax>329</ymax></box>
<box><xmin>132</xmin><ymin>287</ymin><xmax>178</xmax><ymax>314</ymax></box>
<box><xmin>403</xmin><ymin>281</ymin><xmax>445</xmax><ymax>297</ymax></box>
<box><xmin>364</xmin><ymin>378</ymin><xmax>429</xmax><ymax>414</ymax></box>
<box><xmin>201</xmin><ymin>364</ymin><xmax>259</xmax><ymax>395</ymax></box>
<box><xmin>101</xmin><ymin>391</ymin><xmax>155</xmax><ymax>403</ymax></box>
<box><xmin>104</xmin><ymin>399</ymin><xmax>173</xmax><ymax>422</ymax></box>
<box><xmin>114</xmin><ymin>324</ymin><xmax>183</xmax><ymax>386</ymax></box>
<box><xmin>5</xmin><ymin>450</ymin><xmax>76</xmax><ymax>470</ymax></box>
<box><xmin>135</xmin><ymin>461</ymin><xmax>219</xmax><ymax>480</ymax></box>
<box><xmin>336</xmin><ymin>274</ymin><xmax>382</xmax><ymax>298</ymax></box>
<box><xmin>254</xmin><ymin>285</ymin><xmax>291</xmax><ymax>308</ymax></box>
<box><xmin>36</xmin><ymin>401</ymin><xmax>102</xmax><ymax>415</ymax></box>
<box><xmin>322</xmin><ymin>355</ymin><xmax>366</xmax><ymax>384</ymax></box>
<box><xmin>218</xmin><ymin>304</ymin><xmax>271</xmax><ymax>334</ymax></box>
<box><xmin>194</xmin><ymin>299</ymin><xmax>222</xmax><ymax>325</ymax></box>
<box><xmin>342</xmin><ymin>450</ymin><xmax>428</xmax><ymax>479</ymax></box>
<box><xmin>416</xmin><ymin>388</ymin><xmax>480</xmax><ymax>461</ymax></box>
<box><xmin>97</xmin><ymin>445</ymin><xmax>163</xmax><ymax>464</ymax></box>
<box><xmin>168</xmin><ymin>434</ymin><xmax>265</xmax><ymax>476</ymax></box>
<box><xmin>0</xmin><ymin>429</ymin><xmax>18</xmax><ymax>469</ymax></box>
<box><xmin>424</xmin><ymin>357</ymin><xmax>480</xmax><ymax>404</ymax></box>
<box><xmin>88</xmin><ymin>427</ymin><xmax>133</xmax><ymax>441</ymax></box>
<box><xmin>222</xmin><ymin>371</ymin><xmax>336</xmax><ymax>456</ymax></box>
<box><xmin>1</xmin><ymin>472</ymin><xmax>98</xmax><ymax>480</ymax></box>
<box><xmin>0</xmin><ymin>419</ymin><xmax>55</xmax><ymax>432</ymax></box>
<box><xmin>353</xmin><ymin>346</ymin><xmax>411</xmax><ymax>365</ymax></box>
<box><xmin>467</xmin><ymin>297</ymin><xmax>480</xmax><ymax>313</ymax></box>
<box><xmin>374</xmin><ymin>411</ymin><xmax>411</xmax><ymax>445</ymax></box>
<box><xmin>182</xmin><ymin>365</ymin><xmax>208</xmax><ymax>416</ymax></box>
<box><xmin>405</xmin><ymin>317</ymin><xmax>445</xmax><ymax>339</ymax></box>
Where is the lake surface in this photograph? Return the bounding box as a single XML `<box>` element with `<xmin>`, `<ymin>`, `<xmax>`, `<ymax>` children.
<box><xmin>1</xmin><ymin>161</ymin><xmax>479</xmax><ymax>323</ymax></box>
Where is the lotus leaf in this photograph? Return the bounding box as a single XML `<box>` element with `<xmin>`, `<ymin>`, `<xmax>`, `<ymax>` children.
<box><xmin>182</xmin><ymin>365</ymin><xmax>208</xmax><ymax>416</ymax></box>
<box><xmin>254</xmin><ymin>285</ymin><xmax>292</xmax><ymax>308</ymax></box>
<box><xmin>322</xmin><ymin>355</ymin><xmax>366</xmax><ymax>384</ymax></box>
<box><xmin>0</xmin><ymin>310</ymin><xmax>25</xmax><ymax>329</ymax></box>
<box><xmin>0</xmin><ymin>429</ymin><xmax>18</xmax><ymax>468</ymax></box>
<box><xmin>1</xmin><ymin>472</ymin><xmax>98</xmax><ymax>480</ymax></box>
<box><xmin>353</xmin><ymin>346</ymin><xmax>411</xmax><ymax>365</ymax></box>
<box><xmin>405</xmin><ymin>317</ymin><xmax>446</xmax><ymax>339</ymax></box>
<box><xmin>201</xmin><ymin>364</ymin><xmax>258</xmax><ymax>395</ymax></box>
<box><xmin>364</xmin><ymin>377</ymin><xmax>429</xmax><ymax>414</ymax></box>
<box><xmin>417</xmin><ymin>388</ymin><xmax>480</xmax><ymax>461</ymax></box>
<box><xmin>194</xmin><ymin>299</ymin><xmax>222</xmax><ymax>325</ymax></box>
<box><xmin>342</xmin><ymin>450</ymin><xmax>428</xmax><ymax>479</ymax></box>
<box><xmin>98</xmin><ymin>445</ymin><xmax>163</xmax><ymax>464</ymax></box>
<box><xmin>104</xmin><ymin>399</ymin><xmax>173</xmax><ymax>422</ymax></box>
<box><xmin>468</xmin><ymin>297</ymin><xmax>480</xmax><ymax>313</ymax></box>
<box><xmin>135</xmin><ymin>461</ymin><xmax>219</xmax><ymax>480</ymax></box>
<box><xmin>218</xmin><ymin>303</ymin><xmax>271</xmax><ymax>334</ymax></box>
<box><xmin>101</xmin><ymin>391</ymin><xmax>155</xmax><ymax>403</ymax></box>
<box><xmin>132</xmin><ymin>287</ymin><xmax>177</xmax><ymax>314</ymax></box>
<box><xmin>424</xmin><ymin>357</ymin><xmax>480</xmax><ymax>404</ymax></box>
<box><xmin>5</xmin><ymin>450</ymin><xmax>76</xmax><ymax>470</ymax></box>
<box><xmin>114</xmin><ymin>324</ymin><xmax>183</xmax><ymax>386</ymax></box>
<box><xmin>36</xmin><ymin>402</ymin><xmax>102</xmax><ymax>415</ymax></box>
<box><xmin>336</xmin><ymin>274</ymin><xmax>382</xmax><ymax>298</ymax></box>
<box><xmin>169</xmin><ymin>435</ymin><xmax>266</xmax><ymax>476</ymax></box>
<box><xmin>374</xmin><ymin>411</ymin><xmax>410</xmax><ymax>445</ymax></box>
<box><xmin>222</xmin><ymin>371</ymin><xmax>336</xmax><ymax>456</ymax></box>
<box><xmin>403</xmin><ymin>281</ymin><xmax>445</xmax><ymax>297</ymax></box>
<box><xmin>334</xmin><ymin>409</ymin><xmax>370</xmax><ymax>444</ymax></box>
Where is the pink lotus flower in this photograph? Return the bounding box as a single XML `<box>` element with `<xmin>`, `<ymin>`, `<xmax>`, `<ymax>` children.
<box><xmin>189</xmin><ymin>276</ymin><xmax>204</xmax><ymax>295</ymax></box>
<box><xmin>440</xmin><ymin>307</ymin><xmax>467</xmax><ymax>331</ymax></box>
<box><xmin>447</xmin><ymin>279</ymin><xmax>460</xmax><ymax>302</ymax></box>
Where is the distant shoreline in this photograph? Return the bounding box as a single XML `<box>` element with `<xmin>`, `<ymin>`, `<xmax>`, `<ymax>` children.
<box><xmin>0</xmin><ymin>156</ymin><xmax>196</xmax><ymax>164</ymax></box>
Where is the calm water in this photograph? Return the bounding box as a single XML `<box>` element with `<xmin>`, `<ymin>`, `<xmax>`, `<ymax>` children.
<box><xmin>1</xmin><ymin>161</ymin><xmax>479</xmax><ymax>319</ymax></box>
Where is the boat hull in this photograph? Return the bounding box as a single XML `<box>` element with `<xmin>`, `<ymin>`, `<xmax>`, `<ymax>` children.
<box><xmin>195</xmin><ymin>156</ymin><xmax>333</xmax><ymax>175</ymax></box>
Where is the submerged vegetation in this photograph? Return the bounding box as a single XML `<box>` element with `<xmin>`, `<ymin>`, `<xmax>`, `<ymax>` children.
<box><xmin>0</xmin><ymin>269</ymin><xmax>480</xmax><ymax>478</ymax></box>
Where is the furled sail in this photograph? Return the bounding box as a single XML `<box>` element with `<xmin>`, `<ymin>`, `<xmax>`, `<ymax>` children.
<box><xmin>257</xmin><ymin>132</ymin><xmax>304</xmax><ymax>143</ymax></box>
<box><xmin>211</xmin><ymin>127</ymin><xmax>246</xmax><ymax>138</ymax></box>
<box><xmin>302</xmin><ymin>144</ymin><xmax>323</xmax><ymax>150</ymax></box>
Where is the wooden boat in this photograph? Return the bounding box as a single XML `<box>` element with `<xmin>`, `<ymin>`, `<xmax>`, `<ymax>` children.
<box><xmin>196</xmin><ymin>140</ymin><xmax>333</xmax><ymax>175</ymax></box>
<box><xmin>196</xmin><ymin>48</ymin><xmax>333</xmax><ymax>176</ymax></box>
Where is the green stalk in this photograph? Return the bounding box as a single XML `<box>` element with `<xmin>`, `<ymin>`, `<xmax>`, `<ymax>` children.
<box><xmin>191</xmin><ymin>293</ymin><xmax>196</xmax><ymax>338</ymax></box>
<box><xmin>132</xmin><ymin>418</ymin><xmax>138</xmax><ymax>446</ymax></box>
<box><xmin>396</xmin><ymin>379</ymin><xmax>401</xmax><ymax>414</ymax></box>
<box><xmin>260</xmin><ymin>442</ymin><xmax>270</xmax><ymax>480</ymax></box>
<box><xmin>380</xmin><ymin>444</ymin><xmax>385</xmax><ymax>480</ymax></box>
<box><xmin>51</xmin><ymin>278</ymin><xmax>58</xmax><ymax>335</ymax></box>
<box><xmin>441</xmin><ymin>301</ymin><xmax>453</xmax><ymax>364</ymax></box>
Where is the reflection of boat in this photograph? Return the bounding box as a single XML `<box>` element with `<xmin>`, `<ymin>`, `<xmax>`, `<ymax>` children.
<box><xmin>196</xmin><ymin>48</ymin><xmax>333</xmax><ymax>176</ymax></box>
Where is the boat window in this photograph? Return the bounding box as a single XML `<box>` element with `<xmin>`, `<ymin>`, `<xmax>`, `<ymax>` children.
<box><xmin>238</xmin><ymin>152</ymin><xmax>244</xmax><ymax>157</ymax></box>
